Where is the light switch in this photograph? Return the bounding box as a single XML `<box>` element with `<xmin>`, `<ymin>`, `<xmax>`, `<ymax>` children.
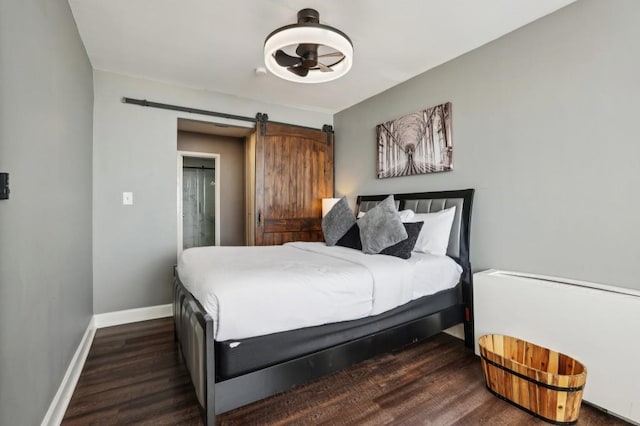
<box><xmin>123</xmin><ymin>192</ymin><xmax>133</xmax><ymax>205</ymax></box>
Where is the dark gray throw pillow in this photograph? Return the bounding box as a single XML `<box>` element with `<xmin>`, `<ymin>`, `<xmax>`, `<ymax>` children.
<box><xmin>357</xmin><ymin>195</ymin><xmax>408</xmax><ymax>254</ymax></box>
<box><xmin>335</xmin><ymin>223</ymin><xmax>362</xmax><ymax>251</ymax></box>
<box><xmin>380</xmin><ymin>222</ymin><xmax>424</xmax><ymax>259</ymax></box>
<box><xmin>322</xmin><ymin>196</ymin><xmax>356</xmax><ymax>246</ymax></box>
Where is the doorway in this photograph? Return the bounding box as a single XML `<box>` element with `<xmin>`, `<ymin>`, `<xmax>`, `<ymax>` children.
<box><xmin>177</xmin><ymin>151</ymin><xmax>220</xmax><ymax>253</ymax></box>
<box><xmin>176</xmin><ymin>118</ymin><xmax>255</xmax><ymax>256</ymax></box>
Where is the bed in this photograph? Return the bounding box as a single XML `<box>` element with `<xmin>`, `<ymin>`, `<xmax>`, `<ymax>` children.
<box><xmin>173</xmin><ymin>189</ymin><xmax>475</xmax><ymax>425</ymax></box>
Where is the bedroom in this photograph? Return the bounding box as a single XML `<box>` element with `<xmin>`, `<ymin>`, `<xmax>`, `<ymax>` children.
<box><xmin>1</xmin><ymin>0</ymin><xmax>638</xmax><ymax>425</ymax></box>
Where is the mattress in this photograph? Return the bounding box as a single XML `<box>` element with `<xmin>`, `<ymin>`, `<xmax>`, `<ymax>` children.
<box><xmin>215</xmin><ymin>286</ymin><xmax>461</xmax><ymax>379</ymax></box>
<box><xmin>177</xmin><ymin>242</ymin><xmax>462</xmax><ymax>341</ymax></box>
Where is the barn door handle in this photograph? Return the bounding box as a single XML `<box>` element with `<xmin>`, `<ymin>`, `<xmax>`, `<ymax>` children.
<box><xmin>257</xmin><ymin>210</ymin><xmax>262</xmax><ymax>226</ymax></box>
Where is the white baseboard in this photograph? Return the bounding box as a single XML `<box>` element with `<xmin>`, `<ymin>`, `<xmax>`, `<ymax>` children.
<box><xmin>93</xmin><ymin>303</ymin><xmax>173</xmax><ymax>329</ymax></box>
<box><xmin>41</xmin><ymin>318</ymin><xmax>96</xmax><ymax>426</ymax></box>
<box><xmin>443</xmin><ymin>323</ymin><xmax>464</xmax><ymax>340</ymax></box>
<box><xmin>41</xmin><ymin>303</ymin><xmax>174</xmax><ymax>425</ymax></box>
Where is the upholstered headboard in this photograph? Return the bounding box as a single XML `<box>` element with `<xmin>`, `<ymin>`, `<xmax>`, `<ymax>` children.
<box><xmin>356</xmin><ymin>189</ymin><xmax>474</xmax><ymax>265</ymax></box>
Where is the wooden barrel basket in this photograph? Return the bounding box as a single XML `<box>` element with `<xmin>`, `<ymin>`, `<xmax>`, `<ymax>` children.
<box><xmin>478</xmin><ymin>334</ymin><xmax>587</xmax><ymax>425</ymax></box>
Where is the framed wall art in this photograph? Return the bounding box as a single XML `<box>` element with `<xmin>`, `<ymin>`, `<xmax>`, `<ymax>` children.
<box><xmin>376</xmin><ymin>102</ymin><xmax>453</xmax><ymax>179</ymax></box>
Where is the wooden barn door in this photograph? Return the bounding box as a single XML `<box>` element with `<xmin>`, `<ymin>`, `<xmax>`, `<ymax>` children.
<box><xmin>255</xmin><ymin>122</ymin><xmax>334</xmax><ymax>245</ymax></box>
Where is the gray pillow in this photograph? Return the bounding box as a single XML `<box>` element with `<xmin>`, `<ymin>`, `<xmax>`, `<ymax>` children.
<box><xmin>379</xmin><ymin>222</ymin><xmax>423</xmax><ymax>259</ymax></box>
<box><xmin>357</xmin><ymin>195</ymin><xmax>408</xmax><ymax>254</ymax></box>
<box><xmin>322</xmin><ymin>196</ymin><xmax>356</xmax><ymax>246</ymax></box>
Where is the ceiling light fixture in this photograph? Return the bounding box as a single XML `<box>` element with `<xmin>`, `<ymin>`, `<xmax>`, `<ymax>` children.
<box><xmin>264</xmin><ymin>8</ymin><xmax>353</xmax><ymax>84</ymax></box>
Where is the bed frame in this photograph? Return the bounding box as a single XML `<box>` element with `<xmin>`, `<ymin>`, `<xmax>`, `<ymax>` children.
<box><xmin>173</xmin><ymin>188</ymin><xmax>474</xmax><ymax>425</ymax></box>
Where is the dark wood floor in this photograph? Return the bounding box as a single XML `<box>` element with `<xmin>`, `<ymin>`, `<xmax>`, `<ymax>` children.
<box><xmin>63</xmin><ymin>318</ymin><xmax>628</xmax><ymax>425</ymax></box>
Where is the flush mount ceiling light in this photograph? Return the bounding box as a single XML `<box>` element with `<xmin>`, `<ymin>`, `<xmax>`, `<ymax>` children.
<box><xmin>264</xmin><ymin>8</ymin><xmax>353</xmax><ymax>84</ymax></box>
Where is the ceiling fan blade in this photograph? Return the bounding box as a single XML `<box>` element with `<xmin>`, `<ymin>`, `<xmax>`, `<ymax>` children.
<box><xmin>317</xmin><ymin>62</ymin><xmax>334</xmax><ymax>72</ymax></box>
<box><xmin>287</xmin><ymin>66</ymin><xmax>309</xmax><ymax>77</ymax></box>
<box><xmin>317</xmin><ymin>52</ymin><xmax>344</xmax><ymax>58</ymax></box>
<box><xmin>274</xmin><ymin>50</ymin><xmax>301</xmax><ymax>67</ymax></box>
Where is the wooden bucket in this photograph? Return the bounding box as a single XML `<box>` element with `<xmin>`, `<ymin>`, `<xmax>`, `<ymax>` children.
<box><xmin>478</xmin><ymin>334</ymin><xmax>587</xmax><ymax>424</ymax></box>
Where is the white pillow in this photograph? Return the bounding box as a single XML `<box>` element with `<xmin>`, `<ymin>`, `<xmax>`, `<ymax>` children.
<box><xmin>408</xmin><ymin>206</ymin><xmax>456</xmax><ymax>256</ymax></box>
<box><xmin>398</xmin><ymin>209</ymin><xmax>415</xmax><ymax>222</ymax></box>
<box><xmin>358</xmin><ymin>209</ymin><xmax>414</xmax><ymax>221</ymax></box>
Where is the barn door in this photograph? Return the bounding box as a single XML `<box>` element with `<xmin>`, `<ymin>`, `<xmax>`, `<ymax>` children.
<box><xmin>255</xmin><ymin>122</ymin><xmax>334</xmax><ymax>245</ymax></box>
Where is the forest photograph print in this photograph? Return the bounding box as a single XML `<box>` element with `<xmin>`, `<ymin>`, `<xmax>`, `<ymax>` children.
<box><xmin>376</xmin><ymin>102</ymin><xmax>453</xmax><ymax>179</ymax></box>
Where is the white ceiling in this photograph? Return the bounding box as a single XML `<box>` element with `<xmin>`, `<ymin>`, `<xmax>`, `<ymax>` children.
<box><xmin>68</xmin><ymin>0</ymin><xmax>576</xmax><ymax>114</ymax></box>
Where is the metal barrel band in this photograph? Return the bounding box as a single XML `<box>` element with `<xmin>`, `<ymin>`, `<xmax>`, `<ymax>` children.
<box><xmin>481</xmin><ymin>355</ymin><xmax>584</xmax><ymax>392</ymax></box>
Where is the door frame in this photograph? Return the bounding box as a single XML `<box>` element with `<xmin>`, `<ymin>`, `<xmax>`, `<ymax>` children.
<box><xmin>177</xmin><ymin>151</ymin><xmax>221</xmax><ymax>257</ymax></box>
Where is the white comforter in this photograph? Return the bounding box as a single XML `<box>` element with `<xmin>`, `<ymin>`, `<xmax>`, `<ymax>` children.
<box><xmin>177</xmin><ymin>242</ymin><xmax>461</xmax><ymax>341</ymax></box>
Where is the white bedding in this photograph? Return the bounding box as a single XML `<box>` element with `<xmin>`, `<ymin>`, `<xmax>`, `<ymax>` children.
<box><xmin>177</xmin><ymin>242</ymin><xmax>461</xmax><ymax>341</ymax></box>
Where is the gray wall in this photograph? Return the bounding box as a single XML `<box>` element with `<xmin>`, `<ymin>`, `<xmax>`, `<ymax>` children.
<box><xmin>0</xmin><ymin>0</ymin><xmax>94</xmax><ymax>424</ymax></box>
<box><xmin>178</xmin><ymin>131</ymin><xmax>246</xmax><ymax>246</ymax></box>
<box><xmin>335</xmin><ymin>0</ymin><xmax>640</xmax><ymax>291</ymax></box>
<box><xmin>93</xmin><ymin>70</ymin><xmax>332</xmax><ymax>314</ymax></box>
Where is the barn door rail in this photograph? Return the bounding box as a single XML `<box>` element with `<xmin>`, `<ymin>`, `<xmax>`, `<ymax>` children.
<box><xmin>121</xmin><ymin>97</ymin><xmax>332</xmax><ymax>133</ymax></box>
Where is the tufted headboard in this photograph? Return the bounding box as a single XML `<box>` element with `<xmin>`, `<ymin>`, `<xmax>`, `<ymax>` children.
<box><xmin>356</xmin><ymin>189</ymin><xmax>473</xmax><ymax>262</ymax></box>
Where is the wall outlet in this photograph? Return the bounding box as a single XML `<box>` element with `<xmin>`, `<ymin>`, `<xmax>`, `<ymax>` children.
<box><xmin>122</xmin><ymin>192</ymin><xmax>133</xmax><ymax>205</ymax></box>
